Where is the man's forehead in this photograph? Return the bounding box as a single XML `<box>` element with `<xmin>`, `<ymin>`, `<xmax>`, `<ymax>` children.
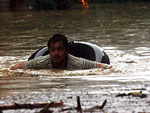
<box><xmin>50</xmin><ymin>41</ymin><xmax>64</xmax><ymax>47</ymax></box>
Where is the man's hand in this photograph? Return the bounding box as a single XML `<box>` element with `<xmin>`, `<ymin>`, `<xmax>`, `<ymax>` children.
<box><xmin>10</xmin><ymin>62</ymin><xmax>25</xmax><ymax>70</ymax></box>
<box><xmin>97</xmin><ymin>63</ymin><xmax>112</xmax><ymax>69</ymax></box>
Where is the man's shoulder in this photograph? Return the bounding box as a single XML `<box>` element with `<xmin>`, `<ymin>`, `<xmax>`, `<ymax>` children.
<box><xmin>68</xmin><ymin>54</ymin><xmax>81</xmax><ymax>60</ymax></box>
<box><xmin>67</xmin><ymin>54</ymin><xmax>82</xmax><ymax>69</ymax></box>
<box><xmin>68</xmin><ymin>54</ymin><xmax>86</xmax><ymax>65</ymax></box>
<box><xmin>24</xmin><ymin>55</ymin><xmax>51</xmax><ymax>69</ymax></box>
<box><xmin>67</xmin><ymin>54</ymin><xmax>98</xmax><ymax>69</ymax></box>
<box><xmin>68</xmin><ymin>54</ymin><xmax>97</xmax><ymax>65</ymax></box>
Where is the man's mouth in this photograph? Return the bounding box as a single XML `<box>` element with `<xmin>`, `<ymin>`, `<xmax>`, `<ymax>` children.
<box><xmin>53</xmin><ymin>56</ymin><xmax>60</xmax><ymax>60</ymax></box>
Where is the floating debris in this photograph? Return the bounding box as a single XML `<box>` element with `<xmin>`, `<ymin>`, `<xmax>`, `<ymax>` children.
<box><xmin>62</xmin><ymin>96</ymin><xmax>107</xmax><ymax>112</ymax></box>
<box><xmin>125</xmin><ymin>60</ymin><xmax>136</xmax><ymax>63</ymax></box>
<box><xmin>0</xmin><ymin>96</ymin><xmax>107</xmax><ymax>113</ymax></box>
<box><xmin>116</xmin><ymin>91</ymin><xmax>147</xmax><ymax>98</ymax></box>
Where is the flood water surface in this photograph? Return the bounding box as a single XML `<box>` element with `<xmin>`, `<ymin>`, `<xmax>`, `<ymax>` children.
<box><xmin>0</xmin><ymin>3</ymin><xmax>150</xmax><ymax>113</ymax></box>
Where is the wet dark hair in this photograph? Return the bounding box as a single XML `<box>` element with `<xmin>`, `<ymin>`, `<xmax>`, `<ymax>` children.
<box><xmin>47</xmin><ymin>34</ymin><xmax>68</xmax><ymax>50</ymax></box>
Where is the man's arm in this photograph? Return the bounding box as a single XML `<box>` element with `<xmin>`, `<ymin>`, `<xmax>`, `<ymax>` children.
<box><xmin>10</xmin><ymin>62</ymin><xmax>25</xmax><ymax>70</ymax></box>
<box><xmin>97</xmin><ymin>63</ymin><xmax>112</xmax><ymax>69</ymax></box>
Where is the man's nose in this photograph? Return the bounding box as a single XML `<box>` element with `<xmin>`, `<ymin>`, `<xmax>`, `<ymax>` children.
<box><xmin>54</xmin><ymin>50</ymin><xmax>58</xmax><ymax>55</ymax></box>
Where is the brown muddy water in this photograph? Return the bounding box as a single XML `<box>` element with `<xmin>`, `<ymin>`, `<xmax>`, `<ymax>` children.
<box><xmin>1</xmin><ymin>3</ymin><xmax>150</xmax><ymax>113</ymax></box>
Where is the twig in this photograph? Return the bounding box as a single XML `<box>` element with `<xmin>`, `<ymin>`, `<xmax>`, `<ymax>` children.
<box><xmin>77</xmin><ymin>96</ymin><xmax>82</xmax><ymax>111</ymax></box>
<box><xmin>61</xmin><ymin>96</ymin><xmax>82</xmax><ymax>112</ymax></box>
<box><xmin>99</xmin><ymin>99</ymin><xmax>107</xmax><ymax>109</ymax></box>
<box><xmin>36</xmin><ymin>102</ymin><xmax>55</xmax><ymax>113</ymax></box>
<box><xmin>61</xmin><ymin>97</ymin><xmax>107</xmax><ymax>112</ymax></box>
<box><xmin>83</xmin><ymin>99</ymin><xmax>107</xmax><ymax>112</ymax></box>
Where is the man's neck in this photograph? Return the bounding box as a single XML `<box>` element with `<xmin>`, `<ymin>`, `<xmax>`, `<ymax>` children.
<box><xmin>52</xmin><ymin>62</ymin><xmax>66</xmax><ymax>68</ymax></box>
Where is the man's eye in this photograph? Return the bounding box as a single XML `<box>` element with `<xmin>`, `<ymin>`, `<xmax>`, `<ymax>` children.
<box><xmin>50</xmin><ymin>49</ymin><xmax>55</xmax><ymax>51</ymax></box>
<box><xmin>58</xmin><ymin>48</ymin><xmax>63</xmax><ymax>51</ymax></box>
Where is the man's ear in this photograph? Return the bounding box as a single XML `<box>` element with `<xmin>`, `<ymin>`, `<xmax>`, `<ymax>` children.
<box><xmin>48</xmin><ymin>48</ymin><xmax>51</xmax><ymax>53</ymax></box>
<box><xmin>66</xmin><ymin>47</ymin><xmax>69</xmax><ymax>52</ymax></box>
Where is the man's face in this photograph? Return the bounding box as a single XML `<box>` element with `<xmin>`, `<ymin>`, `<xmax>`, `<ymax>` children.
<box><xmin>49</xmin><ymin>41</ymin><xmax>67</xmax><ymax>64</ymax></box>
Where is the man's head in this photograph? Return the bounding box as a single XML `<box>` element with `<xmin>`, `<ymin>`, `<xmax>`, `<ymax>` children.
<box><xmin>47</xmin><ymin>34</ymin><xmax>68</xmax><ymax>68</ymax></box>
<box><xmin>47</xmin><ymin>34</ymin><xmax>68</xmax><ymax>50</ymax></box>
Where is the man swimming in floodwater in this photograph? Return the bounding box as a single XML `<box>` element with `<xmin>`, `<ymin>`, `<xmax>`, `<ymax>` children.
<box><xmin>11</xmin><ymin>34</ymin><xmax>111</xmax><ymax>70</ymax></box>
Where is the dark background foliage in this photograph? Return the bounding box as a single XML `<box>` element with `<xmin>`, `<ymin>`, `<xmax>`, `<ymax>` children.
<box><xmin>35</xmin><ymin>0</ymin><xmax>150</xmax><ymax>10</ymax></box>
<box><xmin>35</xmin><ymin>0</ymin><xmax>75</xmax><ymax>10</ymax></box>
